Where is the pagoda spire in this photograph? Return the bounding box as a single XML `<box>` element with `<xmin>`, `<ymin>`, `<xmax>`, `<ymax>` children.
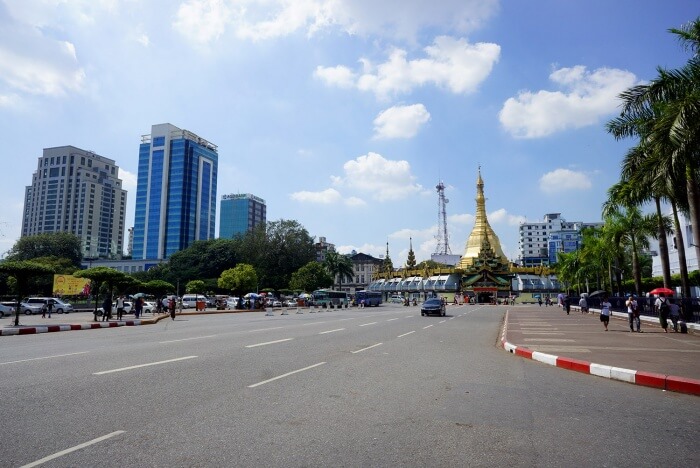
<box><xmin>406</xmin><ymin>237</ymin><xmax>416</xmax><ymax>268</ymax></box>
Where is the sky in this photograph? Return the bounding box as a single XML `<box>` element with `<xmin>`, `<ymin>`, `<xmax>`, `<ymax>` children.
<box><xmin>0</xmin><ymin>0</ymin><xmax>698</xmax><ymax>267</ymax></box>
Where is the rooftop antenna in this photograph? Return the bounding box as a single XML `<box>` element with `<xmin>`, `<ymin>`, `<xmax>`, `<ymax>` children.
<box><xmin>434</xmin><ymin>180</ymin><xmax>451</xmax><ymax>255</ymax></box>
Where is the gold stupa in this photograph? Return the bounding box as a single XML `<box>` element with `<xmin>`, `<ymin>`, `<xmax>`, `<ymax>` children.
<box><xmin>457</xmin><ymin>169</ymin><xmax>508</xmax><ymax>269</ymax></box>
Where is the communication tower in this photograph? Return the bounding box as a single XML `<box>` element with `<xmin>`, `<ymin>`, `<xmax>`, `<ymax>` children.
<box><xmin>434</xmin><ymin>180</ymin><xmax>451</xmax><ymax>255</ymax></box>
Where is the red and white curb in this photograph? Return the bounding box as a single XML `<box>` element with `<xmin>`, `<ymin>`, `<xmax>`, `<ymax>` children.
<box><xmin>501</xmin><ymin>311</ymin><xmax>700</xmax><ymax>397</ymax></box>
<box><xmin>1</xmin><ymin>320</ymin><xmax>145</xmax><ymax>336</ymax></box>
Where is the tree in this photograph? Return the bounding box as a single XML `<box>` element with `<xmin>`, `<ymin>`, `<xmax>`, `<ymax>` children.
<box><xmin>323</xmin><ymin>251</ymin><xmax>354</xmax><ymax>290</ymax></box>
<box><xmin>142</xmin><ymin>280</ymin><xmax>175</xmax><ymax>298</ymax></box>
<box><xmin>74</xmin><ymin>267</ymin><xmax>129</xmax><ymax>321</ymax></box>
<box><xmin>289</xmin><ymin>262</ymin><xmax>333</xmax><ymax>292</ymax></box>
<box><xmin>0</xmin><ymin>260</ymin><xmax>55</xmax><ymax>326</ymax></box>
<box><xmin>218</xmin><ymin>264</ymin><xmax>258</xmax><ymax>297</ymax></box>
<box><xmin>6</xmin><ymin>232</ymin><xmax>82</xmax><ymax>267</ymax></box>
<box><xmin>186</xmin><ymin>279</ymin><xmax>206</xmax><ymax>307</ymax></box>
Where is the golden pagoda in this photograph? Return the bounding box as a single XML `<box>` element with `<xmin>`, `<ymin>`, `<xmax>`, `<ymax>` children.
<box><xmin>457</xmin><ymin>168</ymin><xmax>508</xmax><ymax>269</ymax></box>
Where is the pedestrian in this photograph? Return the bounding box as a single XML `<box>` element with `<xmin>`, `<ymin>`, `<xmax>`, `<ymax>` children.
<box><xmin>579</xmin><ymin>296</ymin><xmax>588</xmax><ymax>314</ymax></box>
<box><xmin>102</xmin><ymin>296</ymin><xmax>112</xmax><ymax>322</ymax></box>
<box><xmin>134</xmin><ymin>297</ymin><xmax>143</xmax><ymax>319</ymax></box>
<box><xmin>360</xmin><ymin>299</ymin><xmax>365</xmax><ymax>308</ymax></box>
<box><xmin>537</xmin><ymin>297</ymin><xmax>542</xmax><ymax>307</ymax></box>
<box><xmin>626</xmin><ymin>295</ymin><xmax>641</xmax><ymax>332</ymax></box>
<box><xmin>116</xmin><ymin>295</ymin><xmax>125</xmax><ymax>321</ymax></box>
<box><xmin>600</xmin><ymin>296</ymin><xmax>612</xmax><ymax>331</ymax></box>
<box><xmin>563</xmin><ymin>296</ymin><xmax>570</xmax><ymax>315</ymax></box>
<box><xmin>169</xmin><ymin>297</ymin><xmax>176</xmax><ymax>320</ymax></box>
<box><xmin>655</xmin><ymin>294</ymin><xmax>670</xmax><ymax>333</ymax></box>
<box><xmin>668</xmin><ymin>298</ymin><xmax>681</xmax><ymax>332</ymax></box>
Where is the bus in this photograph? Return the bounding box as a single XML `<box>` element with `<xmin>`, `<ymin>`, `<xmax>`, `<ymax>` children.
<box><xmin>355</xmin><ymin>290</ymin><xmax>382</xmax><ymax>307</ymax></box>
<box><xmin>311</xmin><ymin>289</ymin><xmax>349</xmax><ymax>307</ymax></box>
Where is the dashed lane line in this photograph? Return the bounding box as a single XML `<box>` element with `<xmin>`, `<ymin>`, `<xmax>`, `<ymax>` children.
<box><xmin>319</xmin><ymin>328</ymin><xmax>345</xmax><ymax>335</ymax></box>
<box><xmin>20</xmin><ymin>431</ymin><xmax>125</xmax><ymax>468</ymax></box>
<box><xmin>351</xmin><ymin>343</ymin><xmax>383</xmax><ymax>354</ymax></box>
<box><xmin>0</xmin><ymin>351</ymin><xmax>89</xmax><ymax>366</ymax></box>
<box><xmin>397</xmin><ymin>331</ymin><xmax>415</xmax><ymax>338</ymax></box>
<box><xmin>93</xmin><ymin>356</ymin><xmax>197</xmax><ymax>375</ymax></box>
<box><xmin>245</xmin><ymin>338</ymin><xmax>293</xmax><ymax>348</ymax></box>
<box><xmin>358</xmin><ymin>322</ymin><xmax>377</xmax><ymax>327</ymax></box>
<box><xmin>159</xmin><ymin>335</ymin><xmax>217</xmax><ymax>344</ymax></box>
<box><xmin>247</xmin><ymin>362</ymin><xmax>326</xmax><ymax>388</ymax></box>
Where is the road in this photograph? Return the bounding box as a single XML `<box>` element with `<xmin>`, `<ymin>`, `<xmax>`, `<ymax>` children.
<box><xmin>1</xmin><ymin>304</ymin><xmax>697</xmax><ymax>467</ymax></box>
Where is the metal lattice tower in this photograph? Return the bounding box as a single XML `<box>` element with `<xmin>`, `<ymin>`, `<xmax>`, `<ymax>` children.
<box><xmin>434</xmin><ymin>180</ymin><xmax>451</xmax><ymax>255</ymax></box>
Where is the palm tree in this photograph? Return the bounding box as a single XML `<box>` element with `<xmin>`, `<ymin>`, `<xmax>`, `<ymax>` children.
<box><xmin>323</xmin><ymin>251</ymin><xmax>354</xmax><ymax>291</ymax></box>
<box><xmin>610</xmin><ymin>18</ymin><xmax>700</xmax><ymax>266</ymax></box>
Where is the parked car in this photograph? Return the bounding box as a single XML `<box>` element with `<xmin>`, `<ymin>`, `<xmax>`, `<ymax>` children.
<box><xmin>97</xmin><ymin>301</ymin><xmax>133</xmax><ymax>315</ymax></box>
<box><xmin>226</xmin><ymin>297</ymin><xmax>240</xmax><ymax>309</ymax></box>
<box><xmin>0</xmin><ymin>302</ymin><xmax>16</xmax><ymax>318</ymax></box>
<box><xmin>284</xmin><ymin>299</ymin><xmax>298</xmax><ymax>307</ymax></box>
<box><xmin>23</xmin><ymin>297</ymin><xmax>74</xmax><ymax>314</ymax></box>
<box><xmin>421</xmin><ymin>298</ymin><xmax>446</xmax><ymax>316</ymax></box>
<box><xmin>19</xmin><ymin>301</ymin><xmax>45</xmax><ymax>315</ymax></box>
<box><xmin>390</xmin><ymin>295</ymin><xmax>404</xmax><ymax>304</ymax></box>
<box><xmin>142</xmin><ymin>301</ymin><xmax>156</xmax><ymax>314</ymax></box>
<box><xmin>272</xmin><ymin>300</ymin><xmax>282</xmax><ymax>308</ymax></box>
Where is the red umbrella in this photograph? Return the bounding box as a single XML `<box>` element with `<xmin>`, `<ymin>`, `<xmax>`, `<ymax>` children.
<box><xmin>649</xmin><ymin>287</ymin><xmax>674</xmax><ymax>295</ymax></box>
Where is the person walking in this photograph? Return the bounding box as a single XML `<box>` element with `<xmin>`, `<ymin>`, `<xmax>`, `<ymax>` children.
<box><xmin>655</xmin><ymin>294</ymin><xmax>670</xmax><ymax>333</ymax></box>
<box><xmin>116</xmin><ymin>295</ymin><xmax>125</xmax><ymax>321</ymax></box>
<box><xmin>169</xmin><ymin>297</ymin><xmax>176</xmax><ymax>320</ymax></box>
<box><xmin>537</xmin><ymin>297</ymin><xmax>542</xmax><ymax>307</ymax></box>
<box><xmin>626</xmin><ymin>295</ymin><xmax>641</xmax><ymax>332</ymax></box>
<box><xmin>600</xmin><ymin>296</ymin><xmax>612</xmax><ymax>331</ymax></box>
<box><xmin>102</xmin><ymin>296</ymin><xmax>112</xmax><ymax>322</ymax></box>
<box><xmin>563</xmin><ymin>296</ymin><xmax>571</xmax><ymax>315</ymax></box>
<box><xmin>579</xmin><ymin>296</ymin><xmax>588</xmax><ymax>314</ymax></box>
<box><xmin>668</xmin><ymin>298</ymin><xmax>681</xmax><ymax>332</ymax></box>
<box><xmin>134</xmin><ymin>297</ymin><xmax>143</xmax><ymax>319</ymax></box>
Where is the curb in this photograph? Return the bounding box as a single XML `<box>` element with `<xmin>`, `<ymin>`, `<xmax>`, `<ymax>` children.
<box><xmin>501</xmin><ymin>311</ymin><xmax>700</xmax><ymax>397</ymax></box>
<box><xmin>0</xmin><ymin>319</ymin><xmax>150</xmax><ymax>336</ymax></box>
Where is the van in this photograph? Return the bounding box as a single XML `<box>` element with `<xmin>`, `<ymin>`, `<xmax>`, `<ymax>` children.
<box><xmin>390</xmin><ymin>295</ymin><xmax>404</xmax><ymax>304</ymax></box>
<box><xmin>24</xmin><ymin>297</ymin><xmax>74</xmax><ymax>314</ymax></box>
<box><xmin>181</xmin><ymin>294</ymin><xmax>206</xmax><ymax>309</ymax></box>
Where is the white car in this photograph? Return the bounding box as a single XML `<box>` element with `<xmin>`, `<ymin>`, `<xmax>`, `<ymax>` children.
<box><xmin>272</xmin><ymin>300</ymin><xmax>282</xmax><ymax>308</ymax></box>
<box><xmin>0</xmin><ymin>302</ymin><xmax>16</xmax><ymax>318</ymax></box>
<box><xmin>98</xmin><ymin>301</ymin><xmax>133</xmax><ymax>315</ymax></box>
<box><xmin>284</xmin><ymin>299</ymin><xmax>298</xmax><ymax>307</ymax></box>
<box><xmin>142</xmin><ymin>301</ymin><xmax>156</xmax><ymax>314</ymax></box>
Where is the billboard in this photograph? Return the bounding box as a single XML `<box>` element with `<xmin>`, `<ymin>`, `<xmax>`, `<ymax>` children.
<box><xmin>53</xmin><ymin>274</ymin><xmax>91</xmax><ymax>296</ymax></box>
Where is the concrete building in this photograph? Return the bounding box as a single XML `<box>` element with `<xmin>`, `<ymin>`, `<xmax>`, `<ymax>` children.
<box><xmin>518</xmin><ymin>213</ymin><xmax>602</xmax><ymax>267</ymax></box>
<box><xmin>132</xmin><ymin>123</ymin><xmax>218</xmax><ymax>260</ymax></box>
<box><xmin>337</xmin><ymin>252</ymin><xmax>383</xmax><ymax>293</ymax></box>
<box><xmin>314</xmin><ymin>236</ymin><xmax>335</xmax><ymax>262</ymax></box>
<box><xmin>219</xmin><ymin>193</ymin><xmax>266</xmax><ymax>238</ymax></box>
<box><xmin>22</xmin><ymin>146</ymin><xmax>126</xmax><ymax>259</ymax></box>
<box><xmin>651</xmin><ymin>211</ymin><xmax>698</xmax><ymax>276</ymax></box>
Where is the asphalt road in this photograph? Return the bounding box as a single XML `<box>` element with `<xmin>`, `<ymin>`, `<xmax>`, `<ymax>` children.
<box><xmin>1</xmin><ymin>304</ymin><xmax>698</xmax><ymax>467</ymax></box>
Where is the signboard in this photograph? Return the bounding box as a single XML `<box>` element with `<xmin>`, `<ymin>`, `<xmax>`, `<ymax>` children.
<box><xmin>53</xmin><ymin>274</ymin><xmax>91</xmax><ymax>296</ymax></box>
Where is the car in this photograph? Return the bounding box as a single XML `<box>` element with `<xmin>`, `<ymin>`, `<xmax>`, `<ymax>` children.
<box><xmin>23</xmin><ymin>297</ymin><xmax>74</xmax><ymax>314</ymax></box>
<box><xmin>390</xmin><ymin>295</ymin><xmax>404</xmax><ymax>304</ymax></box>
<box><xmin>142</xmin><ymin>301</ymin><xmax>156</xmax><ymax>314</ymax></box>
<box><xmin>18</xmin><ymin>301</ymin><xmax>45</xmax><ymax>315</ymax></box>
<box><xmin>97</xmin><ymin>301</ymin><xmax>133</xmax><ymax>315</ymax></box>
<box><xmin>421</xmin><ymin>298</ymin><xmax>446</xmax><ymax>316</ymax></box>
<box><xmin>226</xmin><ymin>297</ymin><xmax>241</xmax><ymax>309</ymax></box>
<box><xmin>0</xmin><ymin>302</ymin><xmax>17</xmax><ymax>318</ymax></box>
<box><xmin>284</xmin><ymin>299</ymin><xmax>299</xmax><ymax>307</ymax></box>
<box><xmin>272</xmin><ymin>300</ymin><xmax>282</xmax><ymax>308</ymax></box>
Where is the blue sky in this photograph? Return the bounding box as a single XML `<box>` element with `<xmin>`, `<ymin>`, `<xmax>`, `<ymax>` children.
<box><xmin>0</xmin><ymin>0</ymin><xmax>697</xmax><ymax>266</ymax></box>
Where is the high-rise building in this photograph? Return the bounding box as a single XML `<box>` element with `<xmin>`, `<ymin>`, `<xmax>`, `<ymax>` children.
<box><xmin>219</xmin><ymin>193</ymin><xmax>266</xmax><ymax>238</ymax></box>
<box><xmin>314</xmin><ymin>236</ymin><xmax>335</xmax><ymax>262</ymax></box>
<box><xmin>22</xmin><ymin>146</ymin><xmax>126</xmax><ymax>259</ymax></box>
<box><xmin>132</xmin><ymin>123</ymin><xmax>218</xmax><ymax>260</ymax></box>
<box><xmin>517</xmin><ymin>213</ymin><xmax>602</xmax><ymax>267</ymax></box>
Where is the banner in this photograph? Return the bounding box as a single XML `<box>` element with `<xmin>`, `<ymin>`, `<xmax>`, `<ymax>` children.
<box><xmin>53</xmin><ymin>274</ymin><xmax>91</xmax><ymax>296</ymax></box>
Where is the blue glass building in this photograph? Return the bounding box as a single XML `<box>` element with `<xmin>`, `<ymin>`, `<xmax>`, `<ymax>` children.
<box><xmin>132</xmin><ymin>123</ymin><xmax>218</xmax><ymax>260</ymax></box>
<box><xmin>219</xmin><ymin>193</ymin><xmax>266</xmax><ymax>238</ymax></box>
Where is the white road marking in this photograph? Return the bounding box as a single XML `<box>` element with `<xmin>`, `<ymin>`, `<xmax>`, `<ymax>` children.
<box><xmin>439</xmin><ymin>320</ymin><xmax>446</xmax><ymax>324</ymax></box>
<box><xmin>248</xmin><ymin>362</ymin><xmax>326</xmax><ymax>388</ymax></box>
<box><xmin>319</xmin><ymin>328</ymin><xmax>345</xmax><ymax>335</ymax></box>
<box><xmin>449</xmin><ymin>317</ymin><xmax>455</xmax><ymax>320</ymax></box>
<box><xmin>386</xmin><ymin>318</ymin><xmax>399</xmax><ymax>322</ymax></box>
<box><xmin>93</xmin><ymin>356</ymin><xmax>197</xmax><ymax>375</ymax></box>
<box><xmin>423</xmin><ymin>325</ymin><xmax>433</xmax><ymax>329</ymax></box>
<box><xmin>245</xmin><ymin>338</ymin><xmax>293</xmax><ymax>348</ymax></box>
<box><xmin>20</xmin><ymin>430</ymin><xmax>125</xmax><ymax>468</ymax></box>
<box><xmin>302</xmin><ymin>321</ymin><xmax>327</xmax><ymax>325</ymax></box>
<box><xmin>358</xmin><ymin>322</ymin><xmax>377</xmax><ymax>327</ymax></box>
<box><xmin>397</xmin><ymin>331</ymin><xmax>415</xmax><ymax>338</ymax></box>
<box><xmin>159</xmin><ymin>335</ymin><xmax>217</xmax><ymax>344</ymax></box>
<box><xmin>247</xmin><ymin>326</ymin><xmax>285</xmax><ymax>332</ymax></box>
<box><xmin>405</xmin><ymin>315</ymin><xmax>413</xmax><ymax>318</ymax></box>
<box><xmin>352</xmin><ymin>343</ymin><xmax>383</xmax><ymax>354</ymax></box>
<box><xmin>0</xmin><ymin>351</ymin><xmax>89</xmax><ymax>366</ymax></box>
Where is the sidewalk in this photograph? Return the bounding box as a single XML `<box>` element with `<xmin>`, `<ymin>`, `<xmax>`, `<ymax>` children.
<box><xmin>502</xmin><ymin>304</ymin><xmax>700</xmax><ymax>396</ymax></box>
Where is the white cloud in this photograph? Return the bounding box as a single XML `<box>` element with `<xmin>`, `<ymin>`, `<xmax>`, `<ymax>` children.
<box><xmin>290</xmin><ymin>188</ymin><xmax>343</xmax><ymax>204</ymax></box>
<box><xmin>119</xmin><ymin>169</ymin><xmax>137</xmax><ymax>193</ymax></box>
<box><xmin>316</xmin><ymin>36</ymin><xmax>500</xmax><ymax>99</ymax></box>
<box><xmin>488</xmin><ymin>208</ymin><xmax>526</xmax><ymax>226</ymax></box>
<box><xmin>499</xmin><ymin>65</ymin><xmax>639</xmax><ymax>138</ymax></box>
<box><xmin>373</xmin><ymin>104</ymin><xmax>430</xmax><ymax>139</ymax></box>
<box><xmin>334</xmin><ymin>152</ymin><xmax>424</xmax><ymax>201</ymax></box>
<box><xmin>345</xmin><ymin>196</ymin><xmax>366</xmax><ymax>207</ymax></box>
<box><xmin>173</xmin><ymin>0</ymin><xmax>232</xmax><ymax>45</ymax></box>
<box><xmin>448</xmin><ymin>213</ymin><xmax>474</xmax><ymax>225</ymax></box>
<box><xmin>0</xmin><ymin>18</ymin><xmax>86</xmax><ymax>99</ymax></box>
<box><xmin>172</xmin><ymin>0</ymin><xmax>498</xmax><ymax>43</ymax></box>
<box><xmin>539</xmin><ymin>168</ymin><xmax>592</xmax><ymax>194</ymax></box>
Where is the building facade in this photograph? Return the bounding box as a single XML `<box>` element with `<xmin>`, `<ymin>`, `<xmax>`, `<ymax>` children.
<box><xmin>651</xmin><ymin>211</ymin><xmax>698</xmax><ymax>276</ymax></box>
<box><xmin>132</xmin><ymin>123</ymin><xmax>218</xmax><ymax>260</ymax></box>
<box><xmin>219</xmin><ymin>193</ymin><xmax>266</xmax><ymax>238</ymax></box>
<box><xmin>518</xmin><ymin>213</ymin><xmax>602</xmax><ymax>267</ymax></box>
<box><xmin>336</xmin><ymin>252</ymin><xmax>383</xmax><ymax>293</ymax></box>
<box><xmin>22</xmin><ymin>146</ymin><xmax>126</xmax><ymax>259</ymax></box>
<box><xmin>314</xmin><ymin>236</ymin><xmax>335</xmax><ymax>262</ymax></box>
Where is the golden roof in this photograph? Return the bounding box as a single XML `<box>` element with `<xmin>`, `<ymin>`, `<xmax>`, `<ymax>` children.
<box><xmin>457</xmin><ymin>169</ymin><xmax>508</xmax><ymax>269</ymax></box>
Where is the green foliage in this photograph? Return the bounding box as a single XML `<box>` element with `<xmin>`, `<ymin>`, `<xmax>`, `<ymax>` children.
<box><xmin>289</xmin><ymin>261</ymin><xmax>333</xmax><ymax>292</ymax></box>
<box><xmin>6</xmin><ymin>232</ymin><xmax>82</xmax><ymax>267</ymax></box>
<box><xmin>218</xmin><ymin>264</ymin><xmax>258</xmax><ymax>295</ymax></box>
<box><xmin>142</xmin><ymin>279</ymin><xmax>175</xmax><ymax>297</ymax></box>
<box><xmin>0</xmin><ymin>260</ymin><xmax>56</xmax><ymax>325</ymax></box>
<box><xmin>186</xmin><ymin>279</ymin><xmax>206</xmax><ymax>295</ymax></box>
<box><xmin>323</xmin><ymin>251</ymin><xmax>354</xmax><ymax>290</ymax></box>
